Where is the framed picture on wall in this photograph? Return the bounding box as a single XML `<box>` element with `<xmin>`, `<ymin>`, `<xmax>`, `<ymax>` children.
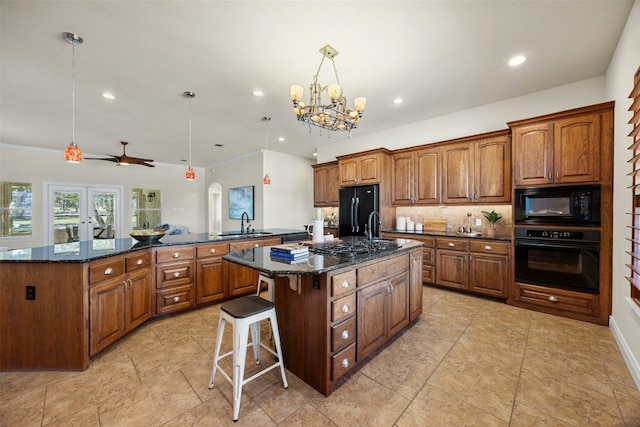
<box><xmin>229</xmin><ymin>186</ymin><xmax>254</xmax><ymax>219</ymax></box>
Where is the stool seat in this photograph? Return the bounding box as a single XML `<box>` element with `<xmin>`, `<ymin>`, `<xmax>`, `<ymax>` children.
<box><xmin>209</xmin><ymin>295</ymin><xmax>288</xmax><ymax>421</ymax></box>
<box><xmin>221</xmin><ymin>295</ymin><xmax>274</xmax><ymax>318</ymax></box>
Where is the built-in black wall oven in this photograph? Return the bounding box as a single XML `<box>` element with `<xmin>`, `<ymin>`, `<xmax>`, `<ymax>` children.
<box><xmin>514</xmin><ymin>184</ymin><xmax>601</xmax><ymax>226</ymax></box>
<box><xmin>514</xmin><ymin>228</ymin><xmax>600</xmax><ymax>294</ymax></box>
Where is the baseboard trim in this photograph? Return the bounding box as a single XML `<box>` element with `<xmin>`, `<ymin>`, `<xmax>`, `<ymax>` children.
<box><xmin>609</xmin><ymin>302</ymin><xmax>640</xmax><ymax>390</ymax></box>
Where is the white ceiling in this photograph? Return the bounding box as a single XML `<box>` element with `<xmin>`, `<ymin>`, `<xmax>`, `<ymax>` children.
<box><xmin>0</xmin><ymin>1</ymin><xmax>634</xmax><ymax>168</ymax></box>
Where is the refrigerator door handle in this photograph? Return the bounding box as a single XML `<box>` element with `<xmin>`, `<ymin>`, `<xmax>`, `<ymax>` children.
<box><xmin>350</xmin><ymin>197</ymin><xmax>356</xmax><ymax>232</ymax></box>
<box><xmin>354</xmin><ymin>197</ymin><xmax>360</xmax><ymax>233</ymax></box>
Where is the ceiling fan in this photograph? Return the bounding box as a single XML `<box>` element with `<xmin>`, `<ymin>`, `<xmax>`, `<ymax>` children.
<box><xmin>85</xmin><ymin>141</ymin><xmax>155</xmax><ymax>167</ymax></box>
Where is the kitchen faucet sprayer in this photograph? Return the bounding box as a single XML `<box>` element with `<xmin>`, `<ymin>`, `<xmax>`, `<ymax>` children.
<box><xmin>240</xmin><ymin>211</ymin><xmax>250</xmax><ymax>234</ymax></box>
<box><xmin>366</xmin><ymin>210</ymin><xmax>381</xmax><ymax>240</ymax></box>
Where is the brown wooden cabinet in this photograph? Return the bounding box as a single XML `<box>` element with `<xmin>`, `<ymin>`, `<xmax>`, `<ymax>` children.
<box><xmin>227</xmin><ymin>237</ymin><xmax>281</xmax><ymax>297</ymax></box>
<box><xmin>409</xmin><ymin>249</ymin><xmax>423</xmax><ymax>321</ymax></box>
<box><xmin>357</xmin><ymin>254</ymin><xmax>409</xmax><ymax>360</ymax></box>
<box><xmin>154</xmin><ymin>246</ymin><xmax>195</xmax><ymax>315</ymax></box>
<box><xmin>442</xmin><ymin>131</ymin><xmax>511</xmax><ymax>204</ymax></box>
<box><xmin>337</xmin><ymin>148</ymin><xmax>390</xmax><ymax>186</ymax></box>
<box><xmin>382</xmin><ymin>232</ymin><xmax>435</xmax><ymax>285</ymax></box>
<box><xmin>89</xmin><ymin>250</ymin><xmax>152</xmax><ymax>356</ymax></box>
<box><xmin>313</xmin><ymin>161</ymin><xmax>340</xmax><ymax>206</ymax></box>
<box><xmin>196</xmin><ymin>242</ymin><xmax>229</xmax><ymax>304</ymax></box>
<box><xmin>511</xmin><ymin>105</ymin><xmax>610</xmax><ymax>186</ymax></box>
<box><xmin>391</xmin><ymin>146</ymin><xmax>441</xmax><ymax>205</ymax></box>
<box><xmin>435</xmin><ymin>237</ymin><xmax>509</xmax><ymax>298</ymax></box>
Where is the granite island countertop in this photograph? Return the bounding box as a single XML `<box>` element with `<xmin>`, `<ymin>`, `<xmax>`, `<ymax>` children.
<box><xmin>0</xmin><ymin>228</ymin><xmax>308</xmax><ymax>263</ymax></box>
<box><xmin>222</xmin><ymin>236</ymin><xmax>424</xmax><ymax>275</ymax></box>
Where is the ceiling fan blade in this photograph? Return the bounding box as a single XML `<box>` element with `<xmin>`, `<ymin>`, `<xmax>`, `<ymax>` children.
<box><xmin>85</xmin><ymin>157</ymin><xmax>119</xmax><ymax>163</ymax></box>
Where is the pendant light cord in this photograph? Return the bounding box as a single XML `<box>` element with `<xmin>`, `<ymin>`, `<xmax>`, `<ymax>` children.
<box><xmin>71</xmin><ymin>42</ymin><xmax>76</xmax><ymax>144</ymax></box>
<box><xmin>188</xmin><ymin>96</ymin><xmax>192</xmax><ymax>168</ymax></box>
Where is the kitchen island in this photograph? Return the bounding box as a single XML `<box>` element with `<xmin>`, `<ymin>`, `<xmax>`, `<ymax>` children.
<box><xmin>0</xmin><ymin>229</ymin><xmax>306</xmax><ymax>372</ymax></box>
<box><xmin>223</xmin><ymin>237</ymin><xmax>424</xmax><ymax>396</ymax></box>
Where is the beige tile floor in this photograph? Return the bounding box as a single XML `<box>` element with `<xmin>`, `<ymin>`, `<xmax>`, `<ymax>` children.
<box><xmin>2</xmin><ymin>286</ymin><xmax>639</xmax><ymax>426</ymax></box>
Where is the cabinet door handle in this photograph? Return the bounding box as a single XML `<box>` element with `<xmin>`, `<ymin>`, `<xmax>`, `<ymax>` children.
<box><xmin>209</xmin><ymin>248</ymin><xmax>216</xmax><ymax>254</ymax></box>
<box><xmin>128</xmin><ymin>279</ymin><xmax>133</xmax><ymax>288</ymax></box>
<box><xmin>548</xmin><ymin>172</ymin><xmax>552</xmax><ymax>180</ymax></box>
<box><xmin>341</xmin><ymin>330</ymin><xmax>350</xmax><ymax>340</ymax></box>
<box><xmin>341</xmin><ymin>304</ymin><xmax>350</xmax><ymax>313</ymax></box>
<box><xmin>173</xmin><ymin>296</ymin><xmax>180</xmax><ymax>303</ymax></box>
<box><xmin>136</xmin><ymin>259</ymin><xmax>143</xmax><ymax>265</ymax></box>
<box><xmin>341</xmin><ymin>358</ymin><xmax>350</xmax><ymax>368</ymax></box>
<box><xmin>121</xmin><ymin>280</ymin><xmax>128</xmax><ymax>289</ymax></box>
<box><xmin>173</xmin><ymin>272</ymin><xmax>180</xmax><ymax>278</ymax></box>
<box><xmin>172</xmin><ymin>253</ymin><xmax>180</xmax><ymax>258</ymax></box>
<box><xmin>548</xmin><ymin>295</ymin><xmax>558</xmax><ymax>303</ymax></box>
<box><xmin>448</xmin><ymin>242</ymin><xmax>455</xmax><ymax>247</ymax></box>
<box><xmin>104</xmin><ymin>267</ymin><xmax>113</xmax><ymax>275</ymax></box>
<box><xmin>341</xmin><ymin>280</ymin><xmax>350</xmax><ymax>289</ymax></box>
<box><xmin>388</xmin><ymin>282</ymin><xmax>394</xmax><ymax>294</ymax></box>
<box><xmin>484</xmin><ymin>245</ymin><xmax>493</xmax><ymax>251</ymax></box>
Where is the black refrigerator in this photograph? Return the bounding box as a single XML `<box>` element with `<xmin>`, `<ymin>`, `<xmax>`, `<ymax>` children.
<box><xmin>339</xmin><ymin>184</ymin><xmax>379</xmax><ymax>238</ymax></box>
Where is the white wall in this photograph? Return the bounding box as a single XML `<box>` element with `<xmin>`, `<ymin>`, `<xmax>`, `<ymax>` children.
<box><xmin>317</xmin><ymin>76</ymin><xmax>606</xmax><ymax>162</ymax></box>
<box><xmin>0</xmin><ymin>144</ymin><xmax>205</xmax><ymax>248</ymax></box>
<box><xmin>605</xmin><ymin>0</ymin><xmax>640</xmax><ymax>389</ymax></box>
<box><xmin>206</xmin><ymin>149</ymin><xmax>313</xmax><ymax>232</ymax></box>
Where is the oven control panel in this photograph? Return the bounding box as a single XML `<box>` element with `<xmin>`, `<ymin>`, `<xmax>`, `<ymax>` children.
<box><xmin>515</xmin><ymin>228</ymin><xmax>600</xmax><ymax>242</ymax></box>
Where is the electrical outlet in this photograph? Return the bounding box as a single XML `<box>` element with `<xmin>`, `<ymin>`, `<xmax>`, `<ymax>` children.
<box><xmin>475</xmin><ymin>218</ymin><xmax>482</xmax><ymax>226</ymax></box>
<box><xmin>26</xmin><ymin>285</ymin><xmax>36</xmax><ymax>300</ymax></box>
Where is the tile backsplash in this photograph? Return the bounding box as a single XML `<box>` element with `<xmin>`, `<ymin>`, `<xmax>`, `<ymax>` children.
<box><xmin>396</xmin><ymin>205</ymin><xmax>513</xmax><ymax>235</ymax></box>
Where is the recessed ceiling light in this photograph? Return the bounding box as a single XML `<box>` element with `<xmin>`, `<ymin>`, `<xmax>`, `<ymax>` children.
<box><xmin>252</xmin><ymin>90</ymin><xmax>264</xmax><ymax>97</ymax></box>
<box><xmin>100</xmin><ymin>92</ymin><xmax>116</xmax><ymax>100</ymax></box>
<box><xmin>392</xmin><ymin>98</ymin><xmax>404</xmax><ymax>105</ymax></box>
<box><xmin>313</xmin><ymin>152</ymin><xmax>318</xmax><ymax>157</ymax></box>
<box><xmin>508</xmin><ymin>55</ymin><xmax>526</xmax><ymax>67</ymax></box>
<box><xmin>278</xmin><ymin>137</ymin><xmax>285</xmax><ymax>142</ymax></box>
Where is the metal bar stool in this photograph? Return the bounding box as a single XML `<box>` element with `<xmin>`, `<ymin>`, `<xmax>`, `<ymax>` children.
<box><xmin>256</xmin><ymin>272</ymin><xmax>275</xmax><ymax>302</ymax></box>
<box><xmin>209</xmin><ymin>295</ymin><xmax>288</xmax><ymax>421</ymax></box>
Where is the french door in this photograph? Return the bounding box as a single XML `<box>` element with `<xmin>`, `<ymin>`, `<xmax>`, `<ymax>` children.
<box><xmin>46</xmin><ymin>184</ymin><xmax>123</xmax><ymax>245</ymax></box>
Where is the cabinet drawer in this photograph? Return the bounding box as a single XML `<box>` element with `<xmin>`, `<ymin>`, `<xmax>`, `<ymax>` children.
<box><xmin>89</xmin><ymin>258</ymin><xmax>125</xmax><ymax>285</ymax></box>
<box><xmin>155</xmin><ymin>285</ymin><xmax>195</xmax><ymax>315</ymax></box>
<box><xmin>331</xmin><ymin>270</ymin><xmax>357</xmax><ymax>297</ymax></box>
<box><xmin>422</xmin><ymin>247</ymin><xmax>435</xmax><ymax>265</ymax></box>
<box><xmin>156</xmin><ymin>261</ymin><xmax>195</xmax><ymax>289</ymax></box>
<box><xmin>126</xmin><ymin>251</ymin><xmax>151</xmax><ymax>272</ymax></box>
<box><xmin>423</xmin><ymin>265</ymin><xmax>435</xmax><ymax>284</ymax></box>
<box><xmin>155</xmin><ymin>247</ymin><xmax>194</xmax><ymax>263</ymax></box>
<box><xmin>331</xmin><ymin>317</ymin><xmax>356</xmax><ymax>353</ymax></box>
<box><xmin>469</xmin><ymin>240</ymin><xmax>509</xmax><ymax>255</ymax></box>
<box><xmin>416</xmin><ymin>237</ymin><xmax>436</xmax><ymax>247</ymax></box>
<box><xmin>358</xmin><ymin>254</ymin><xmax>408</xmax><ymax>286</ymax></box>
<box><xmin>436</xmin><ymin>238</ymin><xmax>469</xmax><ymax>251</ymax></box>
<box><xmin>196</xmin><ymin>242</ymin><xmax>229</xmax><ymax>258</ymax></box>
<box><xmin>331</xmin><ymin>343</ymin><xmax>356</xmax><ymax>381</ymax></box>
<box><xmin>331</xmin><ymin>293</ymin><xmax>356</xmax><ymax>323</ymax></box>
<box><xmin>229</xmin><ymin>237</ymin><xmax>281</xmax><ymax>251</ymax></box>
<box><xmin>514</xmin><ymin>282</ymin><xmax>598</xmax><ymax>316</ymax></box>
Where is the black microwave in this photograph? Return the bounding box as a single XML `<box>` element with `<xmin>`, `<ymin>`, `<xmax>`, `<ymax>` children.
<box><xmin>514</xmin><ymin>185</ymin><xmax>601</xmax><ymax>226</ymax></box>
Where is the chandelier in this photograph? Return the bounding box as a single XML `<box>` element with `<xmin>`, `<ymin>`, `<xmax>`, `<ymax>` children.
<box><xmin>290</xmin><ymin>45</ymin><xmax>366</xmax><ymax>137</ymax></box>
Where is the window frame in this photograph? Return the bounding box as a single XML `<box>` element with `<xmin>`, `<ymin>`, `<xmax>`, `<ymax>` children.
<box><xmin>626</xmin><ymin>66</ymin><xmax>640</xmax><ymax>304</ymax></box>
<box><xmin>0</xmin><ymin>181</ymin><xmax>32</xmax><ymax>238</ymax></box>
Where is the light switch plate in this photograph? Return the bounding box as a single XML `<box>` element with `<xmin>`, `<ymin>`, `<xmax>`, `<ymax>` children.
<box><xmin>476</xmin><ymin>218</ymin><xmax>482</xmax><ymax>226</ymax></box>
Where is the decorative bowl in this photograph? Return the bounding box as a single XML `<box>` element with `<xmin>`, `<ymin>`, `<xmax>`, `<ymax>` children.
<box><xmin>130</xmin><ymin>230</ymin><xmax>166</xmax><ymax>242</ymax></box>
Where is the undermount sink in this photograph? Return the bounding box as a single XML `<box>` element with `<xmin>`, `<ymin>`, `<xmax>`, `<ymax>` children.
<box><xmin>456</xmin><ymin>232</ymin><xmax>483</xmax><ymax>237</ymax></box>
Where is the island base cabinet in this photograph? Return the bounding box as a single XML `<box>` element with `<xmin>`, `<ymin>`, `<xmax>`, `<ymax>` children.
<box><xmin>0</xmin><ymin>262</ymin><xmax>88</xmax><ymax>371</ymax></box>
<box><xmin>90</xmin><ymin>277</ymin><xmax>126</xmax><ymax>355</ymax></box>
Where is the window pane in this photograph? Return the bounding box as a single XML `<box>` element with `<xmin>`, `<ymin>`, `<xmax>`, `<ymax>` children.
<box><xmin>0</xmin><ymin>182</ymin><xmax>32</xmax><ymax>237</ymax></box>
<box><xmin>131</xmin><ymin>188</ymin><xmax>161</xmax><ymax>230</ymax></box>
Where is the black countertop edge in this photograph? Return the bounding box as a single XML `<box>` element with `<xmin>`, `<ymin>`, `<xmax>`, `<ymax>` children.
<box><xmin>222</xmin><ymin>237</ymin><xmax>424</xmax><ymax>275</ymax></box>
<box><xmin>0</xmin><ymin>229</ymin><xmax>308</xmax><ymax>263</ymax></box>
<box><xmin>381</xmin><ymin>229</ymin><xmax>512</xmax><ymax>241</ymax></box>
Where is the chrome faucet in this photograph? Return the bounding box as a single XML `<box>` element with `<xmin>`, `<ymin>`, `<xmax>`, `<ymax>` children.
<box><xmin>240</xmin><ymin>211</ymin><xmax>250</xmax><ymax>234</ymax></box>
<box><xmin>367</xmin><ymin>211</ymin><xmax>381</xmax><ymax>240</ymax></box>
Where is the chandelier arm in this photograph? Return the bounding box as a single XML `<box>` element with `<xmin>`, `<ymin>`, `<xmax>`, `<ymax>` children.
<box><xmin>331</xmin><ymin>58</ymin><xmax>342</xmax><ymax>89</ymax></box>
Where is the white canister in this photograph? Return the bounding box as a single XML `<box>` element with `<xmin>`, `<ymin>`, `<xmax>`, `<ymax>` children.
<box><xmin>407</xmin><ymin>220</ymin><xmax>414</xmax><ymax>231</ymax></box>
<box><xmin>415</xmin><ymin>222</ymin><xmax>423</xmax><ymax>232</ymax></box>
<box><xmin>307</xmin><ymin>220</ymin><xmax>324</xmax><ymax>243</ymax></box>
<box><xmin>397</xmin><ymin>216</ymin><xmax>406</xmax><ymax>230</ymax></box>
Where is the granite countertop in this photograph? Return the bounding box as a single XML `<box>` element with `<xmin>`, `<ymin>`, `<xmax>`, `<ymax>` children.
<box><xmin>382</xmin><ymin>229</ymin><xmax>512</xmax><ymax>241</ymax></box>
<box><xmin>0</xmin><ymin>229</ymin><xmax>308</xmax><ymax>263</ymax></box>
<box><xmin>222</xmin><ymin>237</ymin><xmax>424</xmax><ymax>275</ymax></box>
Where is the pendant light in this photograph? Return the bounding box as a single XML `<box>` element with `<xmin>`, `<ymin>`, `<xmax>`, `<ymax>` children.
<box><xmin>63</xmin><ymin>32</ymin><xmax>83</xmax><ymax>163</ymax></box>
<box><xmin>184</xmin><ymin>91</ymin><xmax>196</xmax><ymax>181</ymax></box>
<box><xmin>262</xmin><ymin>116</ymin><xmax>271</xmax><ymax>185</ymax></box>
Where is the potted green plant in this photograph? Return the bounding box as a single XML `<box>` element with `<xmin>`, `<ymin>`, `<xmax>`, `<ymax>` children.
<box><xmin>481</xmin><ymin>210</ymin><xmax>503</xmax><ymax>237</ymax></box>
